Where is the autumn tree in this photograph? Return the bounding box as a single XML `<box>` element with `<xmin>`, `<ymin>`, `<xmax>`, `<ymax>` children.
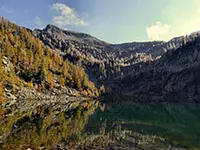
<box><xmin>0</xmin><ymin>55</ymin><xmax>4</xmax><ymax>97</ymax></box>
<box><xmin>46</xmin><ymin>73</ymin><xmax>54</xmax><ymax>89</ymax></box>
<box><xmin>72</xmin><ymin>66</ymin><xmax>82</xmax><ymax>90</ymax></box>
<box><xmin>0</xmin><ymin>19</ymin><xmax>97</xmax><ymax>96</ymax></box>
<box><xmin>59</xmin><ymin>75</ymin><xmax>66</xmax><ymax>86</ymax></box>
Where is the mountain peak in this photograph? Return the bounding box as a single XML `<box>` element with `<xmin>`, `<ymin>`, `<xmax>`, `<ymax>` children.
<box><xmin>44</xmin><ymin>24</ymin><xmax>61</xmax><ymax>31</ymax></box>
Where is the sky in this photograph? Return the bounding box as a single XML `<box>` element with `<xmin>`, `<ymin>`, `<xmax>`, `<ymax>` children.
<box><xmin>0</xmin><ymin>0</ymin><xmax>200</xmax><ymax>43</ymax></box>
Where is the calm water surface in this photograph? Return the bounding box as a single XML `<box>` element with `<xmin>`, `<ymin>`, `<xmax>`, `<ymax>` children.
<box><xmin>0</xmin><ymin>100</ymin><xmax>200</xmax><ymax>149</ymax></box>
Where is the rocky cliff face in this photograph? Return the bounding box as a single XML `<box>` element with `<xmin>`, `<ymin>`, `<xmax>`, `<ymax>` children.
<box><xmin>33</xmin><ymin>25</ymin><xmax>164</xmax><ymax>83</ymax></box>
<box><xmin>34</xmin><ymin>25</ymin><xmax>121</xmax><ymax>83</ymax></box>
<box><xmin>34</xmin><ymin>24</ymin><xmax>112</xmax><ymax>61</ymax></box>
<box><xmin>34</xmin><ymin>24</ymin><xmax>200</xmax><ymax>102</ymax></box>
<box><xmin>34</xmin><ymin>24</ymin><xmax>200</xmax><ymax>66</ymax></box>
<box><xmin>111</xmin><ymin>36</ymin><xmax>200</xmax><ymax>103</ymax></box>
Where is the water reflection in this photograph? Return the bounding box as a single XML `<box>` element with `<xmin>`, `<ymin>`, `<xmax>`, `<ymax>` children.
<box><xmin>0</xmin><ymin>100</ymin><xmax>98</xmax><ymax>149</ymax></box>
<box><xmin>0</xmin><ymin>101</ymin><xmax>200</xmax><ymax>149</ymax></box>
<box><xmin>86</xmin><ymin>102</ymin><xmax>200</xmax><ymax>149</ymax></box>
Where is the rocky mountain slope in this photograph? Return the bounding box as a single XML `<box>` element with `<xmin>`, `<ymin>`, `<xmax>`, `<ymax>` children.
<box><xmin>34</xmin><ymin>25</ymin><xmax>121</xmax><ymax>82</ymax></box>
<box><xmin>34</xmin><ymin>24</ymin><xmax>163</xmax><ymax>62</ymax></box>
<box><xmin>34</xmin><ymin>25</ymin><xmax>163</xmax><ymax>83</ymax></box>
<box><xmin>111</xmin><ymin>36</ymin><xmax>200</xmax><ymax>103</ymax></box>
<box><xmin>34</xmin><ymin>24</ymin><xmax>200</xmax><ymax>61</ymax></box>
<box><xmin>34</xmin><ymin>24</ymin><xmax>200</xmax><ymax>95</ymax></box>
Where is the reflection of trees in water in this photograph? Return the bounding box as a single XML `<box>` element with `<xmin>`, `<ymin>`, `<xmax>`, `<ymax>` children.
<box><xmin>77</xmin><ymin>121</ymin><xmax>174</xmax><ymax>150</ymax></box>
<box><xmin>85</xmin><ymin>102</ymin><xmax>200</xmax><ymax>149</ymax></box>
<box><xmin>0</xmin><ymin>101</ymin><xmax>98</xmax><ymax>149</ymax></box>
<box><xmin>1</xmin><ymin>102</ymin><xmax>199</xmax><ymax>149</ymax></box>
<box><xmin>99</xmin><ymin>103</ymin><xmax>105</xmax><ymax>112</ymax></box>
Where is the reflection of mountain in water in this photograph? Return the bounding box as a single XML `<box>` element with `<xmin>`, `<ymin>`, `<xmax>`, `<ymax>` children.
<box><xmin>1</xmin><ymin>101</ymin><xmax>200</xmax><ymax>149</ymax></box>
<box><xmin>86</xmin><ymin>103</ymin><xmax>200</xmax><ymax>149</ymax></box>
<box><xmin>0</xmin><ymin>101</ymin><xmax>98</xmax><ymax>149</ymax></box>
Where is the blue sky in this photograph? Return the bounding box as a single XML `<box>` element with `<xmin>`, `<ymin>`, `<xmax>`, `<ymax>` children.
<box><xmin>0</xmin><ymin>0</ymin><xmax>199</xmax><ymax>43</ymax></box>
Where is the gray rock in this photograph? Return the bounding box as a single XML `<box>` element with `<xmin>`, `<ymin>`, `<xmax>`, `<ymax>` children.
<box><xmin>6</xmin><ymin>93</ymin><xmax>16</xmax><ymax>100</ymax></box>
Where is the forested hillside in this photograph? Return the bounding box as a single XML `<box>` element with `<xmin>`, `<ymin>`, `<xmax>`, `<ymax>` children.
<box><xmin>0</xmin><ymin>17</ymin><xmax>98</xmax><ymax>100</ymax></box>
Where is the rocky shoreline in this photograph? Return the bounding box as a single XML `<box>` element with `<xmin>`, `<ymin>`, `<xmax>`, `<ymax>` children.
<box><xmin>1</xmin><ymin>85</ymin><xmax>96</xmax><ymax>117</ymax></box>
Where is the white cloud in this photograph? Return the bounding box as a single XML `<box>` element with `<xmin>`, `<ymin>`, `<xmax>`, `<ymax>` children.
<box><xmin>146</xmin><ymin>22</ymin><xmax>171</xmax><ymax>41</ymax></box>
<box><xmin>51</xmin><ymin>3</ymin><xmax>88</xmax><ymax>28</ymax></box>
<box><xmin>146</xmin><ymin>0</ymin><xmax>200</xmax><ymax>41</ymax></box>
<box><xmin>34</xmin><ymin>16</ymin><xmax>44</xmax><ymax>28</ymax></box>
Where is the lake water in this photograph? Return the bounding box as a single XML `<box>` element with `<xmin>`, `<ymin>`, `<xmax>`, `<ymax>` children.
<box><xmin>0</xmin><ymin>101</ymin><xmax>200</xmax><ymax>149</ymax></box>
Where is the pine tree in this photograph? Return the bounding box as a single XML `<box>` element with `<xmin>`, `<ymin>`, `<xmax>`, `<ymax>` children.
<box><xmin>61</xmin><ymin>61</ymin><xmax>69</xmax><ymax>76</ymax></box>
<box><xmin>82</xmin><ymin>73</ymin><xmax>89</xmax><ymax>88</ymax></box>
<box><xmin>0</xmin><ymin>55</ymin><xmax>5</xmax><ymax>97</ymax></box>
<box><xmin>40</xmin><ymin>62</ymin><xmax>47</xmax><ymax>81</ymax></box>
<box><xmin>59</xmin><ymin>75</ymin><xmax>66</xmax><ymax>86</ymax></box>
<box><xmin>72</xmin><ymin>66</ymin><xmax>82</xmax><ymax>90</ymax></box>
<box><xmin>46</xmin><ymin>73</ymin><xmax>54</xmax><ymax>89</ymax></box>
